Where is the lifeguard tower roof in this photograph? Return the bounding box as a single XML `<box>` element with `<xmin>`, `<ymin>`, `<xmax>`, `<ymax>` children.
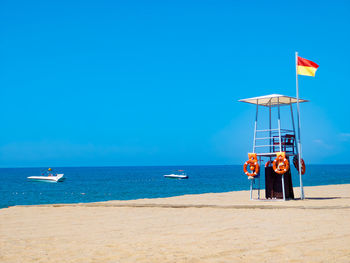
<box><xmin>238</xmin><ymin>94</ymin><xmax>308</xmax><ymax>107</ymax></box>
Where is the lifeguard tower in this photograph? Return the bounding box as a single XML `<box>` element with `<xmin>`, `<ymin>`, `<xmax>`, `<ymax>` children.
<box><xmin>239</xmin><ymin>94</ymin><xmax>307</xmax><ymax>201</ymax></box>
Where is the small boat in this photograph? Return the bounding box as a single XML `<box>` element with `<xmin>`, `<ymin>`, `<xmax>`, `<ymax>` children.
<box><xmin>163</xmin><ymin>170</ymin><xmax>188</xmax><ymax>179</ymax></box>
<box><xmin>28</xmin><ymin>168</ymin><xmax>65</xmax><ymax>183</ymax></box>
<box><xmin>27</xmin><ymin>173</ymin><xmax>65</xmax><ymax>182</ymax></box>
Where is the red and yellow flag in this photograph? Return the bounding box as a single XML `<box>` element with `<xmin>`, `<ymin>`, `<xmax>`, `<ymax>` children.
<box><xmin>297</xmin><ymin>56</ymin><xmax>319</xmax><ymax>77</ymax></box>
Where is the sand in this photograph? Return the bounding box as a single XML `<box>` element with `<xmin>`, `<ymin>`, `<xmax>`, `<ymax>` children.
<box><xmin>1</xmin><ymin>184</ymin><xmax>350</xmax><ymax>263</ymax></box>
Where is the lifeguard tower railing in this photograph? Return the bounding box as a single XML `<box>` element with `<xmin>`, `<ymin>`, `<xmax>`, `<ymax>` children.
<box><xmin>254</xmin><ymin>129</ymin><xmax>297</xmax><ymax>157</ymax></box>
<box><xmin>239</xmin><ymin>94</ymin><xmax>308</xmax><ymax>200</ymax></box>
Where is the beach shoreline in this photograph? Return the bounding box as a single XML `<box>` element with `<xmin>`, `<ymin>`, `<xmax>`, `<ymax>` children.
<box><xmin>1</xmin><ymin>184</ymin><xmax>350</xmax><ymax>262</ymax></box>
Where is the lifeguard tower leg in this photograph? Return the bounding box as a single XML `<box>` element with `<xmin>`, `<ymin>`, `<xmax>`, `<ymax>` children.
<box><xmin>250</xmin><ymin>180</ymin><xmax>253</xmax><ymax>200</ymax></box>
<box><xmin>278</xmin><ymin>97</ymin><xmax>285</xmax><ymax>200</ymax></box>
<box><xmin>281</xmin><ymin>174</ymin><xmax>286</xmax><ymax>200</ymax></box>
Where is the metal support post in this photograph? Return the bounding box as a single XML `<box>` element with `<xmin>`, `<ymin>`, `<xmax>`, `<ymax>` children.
<box><xmin>253</xmin><ymin>100</ymin><xmax>259</xmax><ymax>153</ymax></box>
<box><xmin>269</xmin><ymin>104</ymin><xmax>272</xmax><ymax>158</ymax></box>
<box><xmin>250</xmin><ymin>179</ymin><xmax>253</xmax><ymax>200</ymax></box>
<box><xmin>296</xmin><ymin>51</ymin><xmax>305</xmax><ymax>199</ymax></box>
<box><xmin>278</xmin><ymin>97</ymin><xmax>286</xmax><ymax>200</ymax></box>
<box><xmin>277</xmin><ymin>98</ymin><xmax>282</xmax><ymax>152</ymax></box>
<box><xmin>281</xmin><ymin>174</ymin><xmax>286</xmax><ymax>201</ymax></box>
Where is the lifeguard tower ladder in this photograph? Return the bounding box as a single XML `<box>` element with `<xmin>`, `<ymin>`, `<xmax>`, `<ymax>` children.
<box><xmin>239</xmin><ymin>94</ymin><xmax>307</xmax><ymax>201</ymax></box>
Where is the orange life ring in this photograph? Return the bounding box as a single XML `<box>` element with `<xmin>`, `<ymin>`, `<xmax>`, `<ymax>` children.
<box><xmin>243</xmin><ymin>159</ymin><xmax>260</xmax><ymax>177</ymax></box>
<box><xmin>265</xmin><ymin>160</ymin><xmax>271</xmax><ymax>167</ymax></box>
<box><xmin>293</xmin><ymin>156</ymin><xmax>306</xmax><ymax>175</ymax></box>
<box><xmin>272</xmin><ymin>155</ymin><xmax>289</xmax><ymax>175</ymax></box>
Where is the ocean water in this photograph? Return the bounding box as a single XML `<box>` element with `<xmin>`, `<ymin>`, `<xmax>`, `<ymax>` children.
<box><xmin>1</xmin><ymin>165</ymin><xmax>350</xmax><ymax>209</ymax></box>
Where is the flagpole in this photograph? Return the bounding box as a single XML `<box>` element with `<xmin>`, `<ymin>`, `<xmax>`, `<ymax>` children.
<box><xmin>295</xmin><ymin>51</ymin><xmax>305</xmax><ymax>200</ymax></box>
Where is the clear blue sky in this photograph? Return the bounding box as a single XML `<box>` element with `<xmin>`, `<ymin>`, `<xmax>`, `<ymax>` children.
<box><xmin>0</xmin><ymin>0</ymin><xmax>349</xmax><ymax>167</ymax></box>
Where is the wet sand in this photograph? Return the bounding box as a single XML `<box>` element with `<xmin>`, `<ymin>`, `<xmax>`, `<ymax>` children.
<box><xmin>1</xmin><ymin>184</ymin><xmax>350</xmax><ymax>263</ymax></box>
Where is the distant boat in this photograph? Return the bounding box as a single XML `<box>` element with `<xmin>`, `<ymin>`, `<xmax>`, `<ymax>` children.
<box><xmin>27</xmin><ymin>174</ymin><xmax>65</xmax><ymax>183</ymax></box>
<box><xmin>163</xmin><ymin>170</ymin><xmax>188</xmax><ymax>179</ymax></box>
<box><xmin>28</xmin><ymin>168</ymin><xmax>65</xmax><ymax>183</ymax></box>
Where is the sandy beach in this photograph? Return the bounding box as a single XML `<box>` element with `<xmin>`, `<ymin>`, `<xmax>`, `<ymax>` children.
<box><xmin>1</xmin><ymin>184</ymin><xmax>350</xmax><ymax>263</ymax></box>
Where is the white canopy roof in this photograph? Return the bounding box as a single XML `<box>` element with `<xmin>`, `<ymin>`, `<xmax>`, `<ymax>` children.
<box><xmin>238</xmin><ymin>94</ymin><xmax>308</xmax><ymax>107</ymax></box>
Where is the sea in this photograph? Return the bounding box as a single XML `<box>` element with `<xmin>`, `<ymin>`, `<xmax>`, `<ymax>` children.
<box><xmin>1</xmin><ymin>165</ymin><xmax>350</xmax><ymax>209</ymax></box>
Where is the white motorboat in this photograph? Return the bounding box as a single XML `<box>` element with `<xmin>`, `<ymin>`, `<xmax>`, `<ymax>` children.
<box><xmin>27</xmin><ymin>173</ymin><xmax>65</xmax><ymax>183</ymax></box>
<box><xmin>164</xmin><ymin>170</ymin><xmax>188</xmax><ymax>179</ymax></box>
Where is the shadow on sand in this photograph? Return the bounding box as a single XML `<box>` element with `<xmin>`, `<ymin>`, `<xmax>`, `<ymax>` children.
<box><xmin>300</xmin><ymin>197</ymin><xmax>345</xmax><ymax>200</ymax></box>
